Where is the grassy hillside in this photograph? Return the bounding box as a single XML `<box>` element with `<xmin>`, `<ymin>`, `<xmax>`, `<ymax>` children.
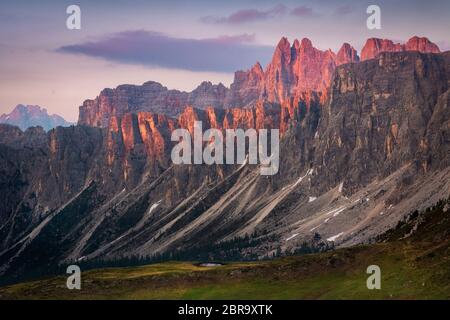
<box><xmin>0</xmin><ymin>200</ymin><xmax>449</xmax><ymax>300</ymax></box>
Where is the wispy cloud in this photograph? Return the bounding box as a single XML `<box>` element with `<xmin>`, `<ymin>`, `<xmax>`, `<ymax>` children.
<box><xmin>201</xmin><ymin>5</ymin><xmax>287</xmax><ymax>24</ymax></box>
<box><xmin>202</xmin><ymin>4</ymin><xmax>315</xmax><ymax>24</ymax></box>
<box><xmin>335</xmin><ymin>5</ymin><xmax>354</xmax><ymax>15</ymax></box>
<box><xmin>291</xmin><ymin>6</ymin><xmax>314</xmax><ymax>17</ymax></box>
<box><xmin>56</xmin><ymin>31</ymin><xmax>273</xmax><ymax>73</ymax></box>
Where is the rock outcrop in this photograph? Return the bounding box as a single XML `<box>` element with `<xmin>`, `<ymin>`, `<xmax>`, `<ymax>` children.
<box><xmin>361</xmin><ymin>36</ymin><xmax>440</xmax><ymax>61</ymax></box>
<box><xmin>78</xmin><ymin>36</ymin><xmax>441</xmax><ymax>131</ymax></box>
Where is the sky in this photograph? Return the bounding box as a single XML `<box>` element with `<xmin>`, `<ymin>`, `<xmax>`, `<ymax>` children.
<box><xmin>0</xmin><ymin>0</ymin><xmax>449</xmax><ymax>122</ymax></box>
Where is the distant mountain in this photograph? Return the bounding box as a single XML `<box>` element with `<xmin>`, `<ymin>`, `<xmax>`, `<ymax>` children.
<box><xmin>0</xmin><ymin>105</ymin><xmax>73</xmax><ymax>131</ymax></box>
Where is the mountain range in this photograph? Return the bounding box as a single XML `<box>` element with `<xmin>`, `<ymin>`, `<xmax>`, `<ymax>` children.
<box><xmin>0</xmin><ymin>36</ymin><xmax>449</xmax><ymax>283</ymax></box>
<box><xmin>0</xmin><ymin>105</ymin><xmax>73</xmax><ymax>131</ymax></box>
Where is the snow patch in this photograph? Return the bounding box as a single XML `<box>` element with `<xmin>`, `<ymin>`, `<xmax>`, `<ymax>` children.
<box><xmin>285</xmin><ymin>233</ymin><xmax>299</xmax><ymax>241</ymax></box>
<box><xmin>293</xmin><ymin>168</ymin><xmax>315</xmax><ymax>187</ymax></box>
<box><xmin>332</xmin><ymin>207</ymin><xmax>346</xmax><ymax>217</ymax></box>
<box><xmin>308</xmin><ymin>196</ymin><xmax>317</xmax><ymax>203</ymax></box>
<box><xmin>114</xmin><ymin>234</ymin><xmax>126</xmax><ymax>242</ymax></box>
<box><xmin>148</xmin><ymin>200</ymin><xmax>162</xmax><ymax>214</ymax></box>
<box><xmin>327</xmin><ymin>232</ymin><xmax>344</xmax><ymax>242</ymax></box>
<box><xmin>293</xmin><ymin>176</ymin><xmax>304</xmax><ymax>187</ymax></box>
<box><xmin>338</xmin><ymin>182</ymin><xmax>344</xmax><ymax>193</ymax></box>
<box><xmin>324</xmin><ymin>206</ymin><xmax>346</xmax><ymax>217</ymax></box>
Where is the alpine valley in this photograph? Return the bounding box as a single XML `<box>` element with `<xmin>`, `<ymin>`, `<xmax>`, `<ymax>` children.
<box><xmin>1</xmin><ymin>35</ymin><xmax>450</xmax><ymax>294</ymax></box>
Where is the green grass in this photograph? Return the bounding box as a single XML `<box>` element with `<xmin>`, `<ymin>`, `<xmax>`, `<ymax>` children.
<box><xmin>1</xmin><ymin>241</ymin><xmax>449</xmax><ymax>300</ymax></box>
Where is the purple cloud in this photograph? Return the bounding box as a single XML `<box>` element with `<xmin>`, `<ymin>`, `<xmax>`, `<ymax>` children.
<box><xmin>290</xmin><ymin>6</ymin><xmax>314</xmax><ymax>17</ymax></box>
<box><xmin>56</xmin><ymin>31</ymin><xmax>273</xmax><ymax>73</ymax></box>
<box><xmin>202</xmin><ymin>5</ymin><xmax>287</xmax><ymax>24</ymax></box>
<box><xmin>202</xmin><ymin>5</ymin><xmax>316</xmax><ymax>23</ymax></box>
<box><xmin>335</xmin><ymin>5</ymin><xmax>354</xmax><ymax>15</ymax></box>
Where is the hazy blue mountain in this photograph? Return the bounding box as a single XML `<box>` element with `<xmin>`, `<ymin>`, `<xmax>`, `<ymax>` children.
<box><xmin>0</xmin><ymin>105</ymin><xmax>73</xmax><ymax>131</ymax></box>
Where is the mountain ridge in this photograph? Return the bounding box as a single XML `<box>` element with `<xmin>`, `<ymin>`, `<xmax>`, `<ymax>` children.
<box><xmin>0</xmin><ymin>38</ymin><xmax>449</xmax><ymax>284</ymax></box>
<box><xmin>78</xmin><ymin>36</ymin><xmax>440</xmax><ymax>128</ymax></box>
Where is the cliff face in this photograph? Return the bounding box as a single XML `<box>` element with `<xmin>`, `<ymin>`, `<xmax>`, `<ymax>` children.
<box><xmin>0</xmin><ymin>101</ymin><xmax>284</xmax><ymax>224</ymax></box>
<box><xmin>313</xmin><ymin>51</ymin><xmax>450</xmax><ymax>193</ymax></box>
<box><xmin>78</xmin><ymin>81</ymin><xmax>229</xmax><ymax>127</ymax></box>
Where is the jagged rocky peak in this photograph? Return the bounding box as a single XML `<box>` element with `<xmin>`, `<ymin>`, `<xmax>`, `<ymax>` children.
<box><xmin>292</xmin><ymin>39</ymin><xmax>300</xmax><ymax>51</ymax></box>
<box><xmin>337</xmin><ymin>43</ymin><xmax>360</xmax><ymax>65</ymax></box>
<box><xmin>405</xmin><ymin>36</ymin><xmax>440</xmax><ymax>53</ymax></box>
<box><xmin>231</xmin><ymin>62</ymin><xmax>264</xmax><ymax>87</ymax></box>
<box><xmin>361</xmin><ymin>36</ymin><xmax>440</xmax><ymax>61</ymax></box>
<box><xmin>192</xmin><ymin>81</ymin><xmax>228</xmax><ymax>97</ymax></box>
<box><xmin>299</xmin><ymin>37</ymin><xmax>313</xmax><ymax>50</ymax></box>
<box><xmin>275</xmin><ymin>37</ymin><xmax>292</xmax><ymax>58</ymax></box>
<box><xmin>254</xmin><ymin>37</ymin><xmax>362</xmax><ymax>105</ymax></box>
<box><xmin>360</xmin><ymin>38</ymin><xmax>403</xmax><ymax>61</ymax></box>
<box><xmin>251</xmin><ymin>61</ymin><xmax>264</xmax><ymax>74</ymax></box>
